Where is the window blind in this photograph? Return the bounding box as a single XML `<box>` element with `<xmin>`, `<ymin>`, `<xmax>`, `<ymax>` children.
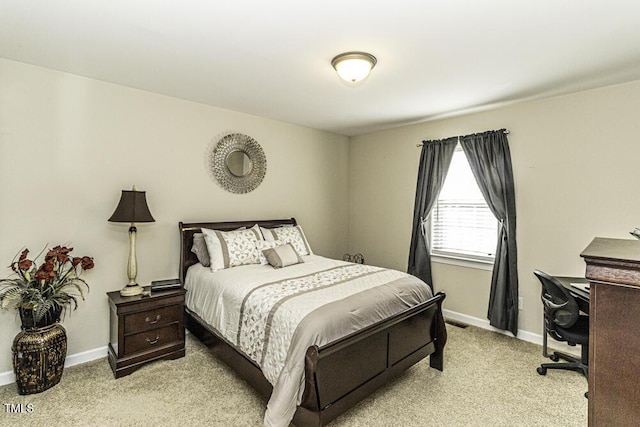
<box><xmin>431</xmin><ymin>146</ymin><xmax>498</xmax><ymax>262</ymax></box>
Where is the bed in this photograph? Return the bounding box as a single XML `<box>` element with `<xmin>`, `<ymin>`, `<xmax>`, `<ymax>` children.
<box><xmin>179</xmin><ymin>218</ymin><xmax>447</xmax><ymax>426</ymax></box>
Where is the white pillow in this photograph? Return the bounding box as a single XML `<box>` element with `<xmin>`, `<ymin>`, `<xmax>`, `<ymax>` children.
<box><xmin>191</xmin><ymin>226</ymin><xmax>246</xmax><ymax>267</ymax></box>
<box><xmin>202</xmin><ymin>224</ymin><xmax>263</xmax><ymax>270</ymax></box>
<box><xmin>256</xmin><ymin>240</ymin><xmax>283</xmax><ymax>265</ymax></box>
<box><xmin>260</xmin><ymin>225</ymin><xmax>313</xmax><ymax>256</ymax></box>
<box><xmin>262</xmin><ymin>243</ymin><xmax>304</xmax><ymax>268</ymax></box>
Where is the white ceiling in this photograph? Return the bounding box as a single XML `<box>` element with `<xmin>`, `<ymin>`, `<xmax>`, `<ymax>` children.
<box><xmin>2</xmin><ymin>1</ymin><xmax>640</xmax><ymax>136</ymax></box>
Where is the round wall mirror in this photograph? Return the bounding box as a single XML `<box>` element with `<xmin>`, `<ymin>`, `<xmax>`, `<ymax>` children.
<box><xmin>210</xmin><ymin>133</ymin><xmax>266</xmax><ymax>194</ymax></box>
<box><xmin>226</xmin><ymin>150</ymin><xmax>253</xmax><ymax>177</ymax></box>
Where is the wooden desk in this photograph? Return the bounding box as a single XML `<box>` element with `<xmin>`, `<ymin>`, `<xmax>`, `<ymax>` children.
<box><xmin>581</xmin><ymin>237</ymin><xmax>640</xmax><ymax>426</ymax></box>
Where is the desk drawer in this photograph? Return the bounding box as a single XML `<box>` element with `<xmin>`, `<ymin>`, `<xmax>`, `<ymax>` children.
<box><xmin>123</xmin><ymin>324</ymin><xmax>180</xmax><ymax>356</ymax></box>
<box><xmin>124</xmin><ymin>305</ymin><xmax>182</xmax><ymax>334</ymax></box>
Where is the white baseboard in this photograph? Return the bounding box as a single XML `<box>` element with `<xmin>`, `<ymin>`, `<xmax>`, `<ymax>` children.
<box><xmin>0</xmin><ymin>345</ymin><xmax>108</xmax><ymax>387</ymax></box>
<box><xmin>0</xmin><ymin>312</ymin><xmax>578</xmax><ymax>387</ymax></box>
<box><xmin>443</xmin><ymin>309</ymin><xmax>580</xmax><ymax>356</ymax></box>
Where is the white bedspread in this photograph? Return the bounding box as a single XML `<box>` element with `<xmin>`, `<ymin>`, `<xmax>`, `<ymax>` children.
<box><xmin>185</xmin><ymin>255</ymin><xmax>432</xmax><ymax>427</ymax></box>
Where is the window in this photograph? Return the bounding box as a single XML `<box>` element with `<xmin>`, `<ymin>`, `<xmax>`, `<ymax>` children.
<box><xmin>431</xmin><ymin>144</ymin><xmax>498</xmax><ymax>263</ymax></box>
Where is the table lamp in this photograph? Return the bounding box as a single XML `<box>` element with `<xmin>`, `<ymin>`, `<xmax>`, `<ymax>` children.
<box><xmin>108</xmin><ymin>186</ymin><xmax>155</xmax><ymax>296</ymax></box>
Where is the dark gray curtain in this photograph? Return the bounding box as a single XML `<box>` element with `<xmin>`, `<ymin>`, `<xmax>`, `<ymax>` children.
<box><xmin>407</xmin><ymin>137</ymin><xmax>458</xmax><ymax>289</ymax></box>
<box><xmin>460</xmin><ymin>129</ymin><xmax>518</xmax><ymax>335</ymax></box>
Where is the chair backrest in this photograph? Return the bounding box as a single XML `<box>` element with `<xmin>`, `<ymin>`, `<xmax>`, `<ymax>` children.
<box><xmin>533</xmin><ymin>270</ymin><xmax>579</xmax><ymax>330</ymax></box>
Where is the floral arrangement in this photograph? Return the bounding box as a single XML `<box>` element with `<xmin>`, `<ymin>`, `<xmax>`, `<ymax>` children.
<box><xmin>0</xmin><ymin>245</ymin><xmax>94</xmax><ymax>323</ymax></box>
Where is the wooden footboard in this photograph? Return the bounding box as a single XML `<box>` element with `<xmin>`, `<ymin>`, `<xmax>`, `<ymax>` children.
<box><xmin>185</xmin><ymin>292</ymin><xmax>446</xmax><ymax>427</ymax></box>
<box><xmin>296</xmin><ymin>292</ymin><xmax>446</xmax><ymax>426</ymax></box>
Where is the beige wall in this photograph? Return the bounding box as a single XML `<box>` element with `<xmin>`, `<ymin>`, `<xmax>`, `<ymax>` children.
<box><xmin>0</xmin><ymin>59</ymin><xmax>350</xmax><ymax>373</ymax></box>
<box><xmin>349</xmin><ymin>79</ymin><xmax>640</xmax><ymax>336</ymax></box>
<box><xmin>3</xmin><ymin>54</ymin><xmax>639</xmax><ymax>376</ymax></box>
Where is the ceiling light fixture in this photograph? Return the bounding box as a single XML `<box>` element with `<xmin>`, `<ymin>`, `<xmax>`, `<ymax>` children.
<box><xmin>331</xmin><ymin>51</ymin><xmax>377</xmax><ymax>84</ymax></box>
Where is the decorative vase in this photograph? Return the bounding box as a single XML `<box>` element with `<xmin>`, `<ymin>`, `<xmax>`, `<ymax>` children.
<box><xmin>12</xmin><ymin>323</ymin><xmax>67</xmax><ymax>395</ymax></box>
<box><xmin>19</xmin><ymin>306</ymin><xmax>62</xmax><ymax>330</ymax></box>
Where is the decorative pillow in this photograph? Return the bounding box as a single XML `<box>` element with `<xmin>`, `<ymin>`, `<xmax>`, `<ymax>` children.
<box><xmin>191</xmin><ymin>227</ymin><xmax>246</xmax><ymax>267</ymax></box>
<box><xmin>255</xmin><ymin>239</ymin><xmax>283</xmax><ymax>265</ymax></box>
<box><xmin>191</xmin><ymin>233</ymin><xmax>211</xmax><ymax>267</ymax></box>
<box><xmin>260</xmin><ymin>225</ymin><xmax>313</xmax><ymax>256</ymax></box>
<box><xmin>202</xmin><ymin>224</ymin><xmax>263</xmax><ymax>270</ymax></box>
<box><xmin>262</xmin><ymin>244</ymin><xmax>304</xmax><ymax>268</ymax></box>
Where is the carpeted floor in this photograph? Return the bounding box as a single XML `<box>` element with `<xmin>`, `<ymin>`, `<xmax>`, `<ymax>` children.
<box><xmin>0</xmin><ymin>324</ymin><xmax>587</xmax><ymax>426</ymax></box>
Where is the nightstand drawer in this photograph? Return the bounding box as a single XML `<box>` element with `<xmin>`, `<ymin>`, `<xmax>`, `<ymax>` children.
<box><xmin>123</xmin><ymin>304</ymin><xmax>182</xmax><ymax>334</ymax></box>
<box><xmin>123</xmin><ymin>323</ymin><xmax>181</xmax><ymax>355</ymax></box>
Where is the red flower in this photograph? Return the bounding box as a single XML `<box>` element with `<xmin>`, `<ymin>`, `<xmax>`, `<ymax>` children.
<box><xmin>19</xmin><ymin>249</ymin><xmax>29</xmax><ymax>261</ymax></box>
<box><xmin>8</xmin><ymin>245</ymin><xmax>94</xmax><ymax>284</ymax></box>
<box><xmin>34</xmin><ymin>263</ymin><xmax>55</xmax><ymax>281</ymax></box>
<box><xmin>81</xmin><ymin>257</ymin><xmax>94</xmax><ymax>270</ymax></box>
<box><xmin>17</xmin><ymin>258</ymin><xmax>33</xmax><ymax>271</ymax></box>
<box><xmin>45</xmin><ymin>246</ymin><xmax>72</xmax><ymax>265</ymax></box>
<box><xmin>57</xmin><ymin>246</ymin><xmax>72</xmax><ymax>264</ymax></box>
<box><xmin>10</xmin><ymin>249</ymin><xmax>33</xmax><ymax>272</ymax></box>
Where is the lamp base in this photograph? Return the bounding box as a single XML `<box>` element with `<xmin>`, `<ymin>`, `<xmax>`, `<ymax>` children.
<box><xmin>120</xmin><ymin>284</ymin><xmax>144</xmax><ymax>297</ymax></box>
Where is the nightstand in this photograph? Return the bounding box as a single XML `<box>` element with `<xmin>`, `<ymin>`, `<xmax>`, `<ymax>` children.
<box><xmin>107</xmin><ymin>288</ymin><xmax>186</xmax><ymax>378</ymax></box>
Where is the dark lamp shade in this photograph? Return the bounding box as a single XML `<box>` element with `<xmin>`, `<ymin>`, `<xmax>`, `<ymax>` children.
<box><xmin>108</xmin><ymin>190</ymin><xmax>155</xmax><ymax>223</ymax></box>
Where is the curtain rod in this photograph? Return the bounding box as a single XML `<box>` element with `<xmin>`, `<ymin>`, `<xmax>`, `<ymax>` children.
<box><xmin>416</xmin><ymin>129</ymin><xmax>510</xmax><ymax>147</ymax></box>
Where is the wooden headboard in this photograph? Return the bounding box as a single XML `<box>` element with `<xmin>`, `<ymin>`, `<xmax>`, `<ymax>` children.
<box><xmin>178</xmin><ymin>218</ymin><xmax>297</xmax><ymax>285</ymax></box>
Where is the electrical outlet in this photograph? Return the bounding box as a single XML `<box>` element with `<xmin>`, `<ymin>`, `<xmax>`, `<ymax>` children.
<box><xmin>518</xmin><ymin>297</ymin><xmax>524</xmax><ymax>310</ymax></box>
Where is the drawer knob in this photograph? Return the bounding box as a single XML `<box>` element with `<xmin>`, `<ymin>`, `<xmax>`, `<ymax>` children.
<box><xmin>145</xmin><ymin>314</ymin><xmax>161</xmax><ymax>324</ymax></box>
<box><xmin>146</xmin><ymin>335</ymin><xmax>160</xmax><ymax>345</ymax></box>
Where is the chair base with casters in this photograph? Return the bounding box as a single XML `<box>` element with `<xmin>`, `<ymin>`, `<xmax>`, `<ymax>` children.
<box><xmin>537</xmin><ymin>315</ymin><xmax>589</xmax><ymax>378</ymax></box>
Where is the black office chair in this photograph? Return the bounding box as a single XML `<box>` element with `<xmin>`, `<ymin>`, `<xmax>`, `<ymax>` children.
<box><xmin>533</xmin><ymin>270</ymin><xmax>589</xmax><ymax>379</ymax></box>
